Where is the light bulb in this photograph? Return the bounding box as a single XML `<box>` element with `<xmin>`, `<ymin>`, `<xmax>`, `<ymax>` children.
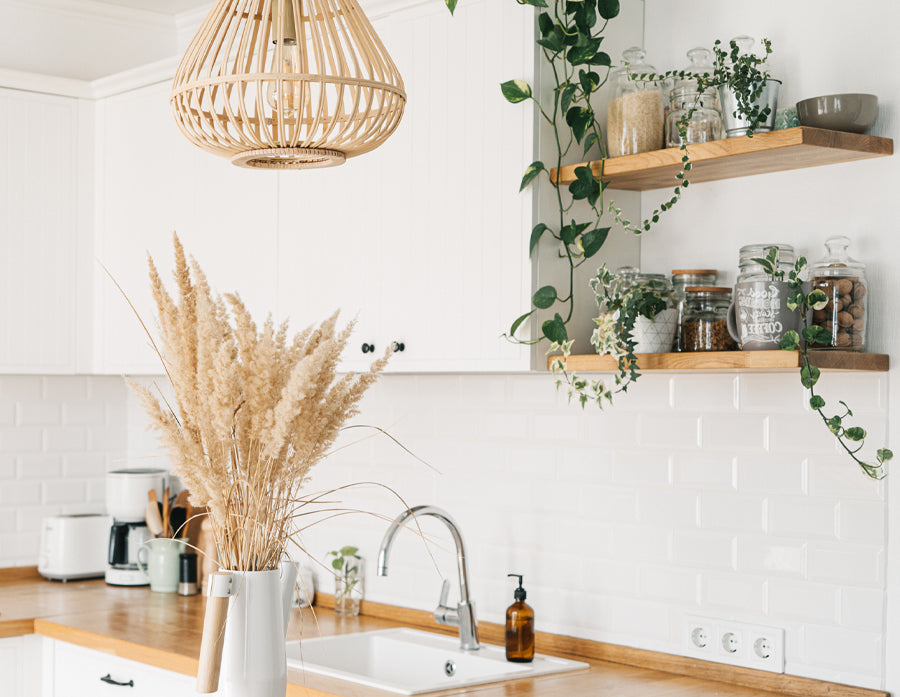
<box><xmin>266</xmin><ymin>41</ymin><xmax>302</xmax><ymax>117</ymax></box>
<box><xmin>266</xmin><ymin>0</ymin><xmax>302</xmax><ymax>117</ymax></box>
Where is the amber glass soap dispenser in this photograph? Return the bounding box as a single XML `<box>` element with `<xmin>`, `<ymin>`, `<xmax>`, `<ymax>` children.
<box><xmin>505</xmin><ymin>573</ymin><xmax>534</xmax><ymax>662</ymax></box>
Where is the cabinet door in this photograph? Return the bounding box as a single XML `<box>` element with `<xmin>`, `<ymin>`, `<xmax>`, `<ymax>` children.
<box><xmin>51</xmin><ymin>640</ymin><xmax>194</xmax><ymax>697</ymax></box>
<box><xmin>0</xmin><ymin>635</ymin><xmax>42</xmax><ymax>696</ymax></box>
<box><xmin>94</xmin><ymin>81</ymin><xmax>280</xmax><ymax>375</ymax></box>
<box><xmin>277</xmin><ymin>0</ymin><xmax>533</xmax><ymax>372</ymax></box>
<box><xmin>0</xmin><ymin>88</ymin><xmax>79</xmax><ymax>373</ymax></box>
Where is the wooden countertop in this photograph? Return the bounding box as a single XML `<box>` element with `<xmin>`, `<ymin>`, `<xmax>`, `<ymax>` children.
<box><xmin>0</xmin><ymin>568</ymin><xmax>888</xmax><ymax>697</ymax></box>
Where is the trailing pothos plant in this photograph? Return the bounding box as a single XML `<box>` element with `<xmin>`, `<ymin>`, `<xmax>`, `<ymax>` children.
<box><xmin>763</xmin><ymin>252</ymin><xmax>893</xmax><ymax>479</ymax></box>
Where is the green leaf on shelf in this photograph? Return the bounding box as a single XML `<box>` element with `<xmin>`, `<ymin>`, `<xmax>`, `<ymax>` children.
<box><xmin>501</xmin><ymin>80</ymin><xmax>532</xmax><ymax>104</ymax></box>
<box><xmin>520</xmin><ymin>161</ymin><xmax>545</xmax><ymax>191</ymax></box>
<box><xmin>530</xmin><ymin>223</ymin><xmax>550</xmax><ymax>256</ymax></box>
<box><xmin>532</xmin><ymin>285</ymin><xmax>558</xmax><ymax>309</ymax></box>
<box><xmin>596</xmin><ymin>0</ymin><xmax>620</xmax><ymax>19</ymax></box>
<box><xmin>542</xmin><ymin>314</ymin><xmax>568</xmax><ymax>344</ymax></box>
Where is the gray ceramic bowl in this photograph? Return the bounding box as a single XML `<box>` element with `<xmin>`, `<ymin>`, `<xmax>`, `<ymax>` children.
<box><xmin>796</xmin><ymin>93</ymin><xmax>878</xmax><ymax>133</ymax></box>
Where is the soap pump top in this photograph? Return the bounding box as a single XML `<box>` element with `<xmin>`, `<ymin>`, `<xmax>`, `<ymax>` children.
<box><xmin>509</xmin><ymin>573</ymin><xmax>526</xmax><ymax>601</ymax></box>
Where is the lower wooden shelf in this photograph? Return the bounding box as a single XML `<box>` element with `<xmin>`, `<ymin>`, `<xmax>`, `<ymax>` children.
<box><xmin>551</xmin><ymin>350</ymin><xmax>889</xmax><ymax>373</ymax></box>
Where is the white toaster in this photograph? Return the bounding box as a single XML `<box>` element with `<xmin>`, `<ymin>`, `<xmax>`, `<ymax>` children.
<box><xmin>38</xmin><ymin>514</ymin><xmax>112</xmax><ymax>581</ymax></box>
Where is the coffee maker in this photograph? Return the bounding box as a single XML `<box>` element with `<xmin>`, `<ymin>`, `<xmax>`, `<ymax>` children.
<box><xmin>105</xmin><ymin>468</ymin><xmax>166</xmax><ymax>586</ymax></box>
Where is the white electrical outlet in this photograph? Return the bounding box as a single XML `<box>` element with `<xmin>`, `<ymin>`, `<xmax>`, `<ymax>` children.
<box><xmin>684</xmin><ymin>615</ymin><xmax>785</xmax><ymax>673</ymax></box>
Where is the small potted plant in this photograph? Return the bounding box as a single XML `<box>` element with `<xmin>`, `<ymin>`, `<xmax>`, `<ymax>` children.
<box><xmin>328</xmin><ymin>546</ymin><xmax>364</xmax><ymax>617</ymax></box>
<box><xmin>697</xmin><ymin>35</ymin><xmax>780</xmax><ymax>137</ymax></box>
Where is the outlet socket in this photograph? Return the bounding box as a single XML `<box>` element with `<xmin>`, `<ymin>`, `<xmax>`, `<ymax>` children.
<box><xmin>684</xmin><ymin>614</ymin><xmax>785</xmax><ymax>673</ymax></box>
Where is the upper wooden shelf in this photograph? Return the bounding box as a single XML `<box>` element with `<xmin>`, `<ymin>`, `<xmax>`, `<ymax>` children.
<box><xmin>551</xmin><ymin>350</ymin><xmax>889</xmax><ymax>373</ymax></box>
<box><xmin>551</xmin><ymin>127</ymin><xmax>893</xmax><ymax>191</ymax></box>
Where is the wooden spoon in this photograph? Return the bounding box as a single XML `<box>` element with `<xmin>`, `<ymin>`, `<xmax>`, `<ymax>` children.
<box><xmin>162</xmin><ymin>487</ymin><xmax>170</xmax><ymax>538</ymax></box>
<box><xmin>145</xmin><ymin>501</ymin><xmax>164</xmax><ymax>537</ymax></box>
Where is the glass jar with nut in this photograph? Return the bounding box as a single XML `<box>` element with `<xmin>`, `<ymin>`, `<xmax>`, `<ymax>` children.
<box><xmin>808</xmin><ymin>236</ymin><xmax>867</xmax><ymax>351</ymax></box>
<box><xmin>681</xmin><ymin>287</ymin><xmax>737</xmax><ymax>352</ymax></box>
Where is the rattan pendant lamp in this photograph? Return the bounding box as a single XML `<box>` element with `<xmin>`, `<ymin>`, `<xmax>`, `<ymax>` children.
<box><xmin>170</xmin><ymin>0</ymin><xmax>406</xmax><ymax>169</ymax></box>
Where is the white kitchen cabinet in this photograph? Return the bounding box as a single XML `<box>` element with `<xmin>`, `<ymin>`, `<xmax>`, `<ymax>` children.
<box><xmin>0</xmin><ymin>88</ymin><xmax>81</xmax><ymax>374</ymax></box>
<box><xmin>0</xmin><ymin>634</ymin><xmax>42</xmax><ymax>696</ymax></box>
<box><xmin>48</xmin><ymin>639</ymin><xmax>194</xmax><ymax>697</ymax></box>
<box><xmin>93</xmin><ymin>81</ymin><xmax>280</xmax><ymax>375</ymax></box>
<box><xmin>275</xmin><ymin>0</ymin><xmax>534</xmax><ymax>372</ymax></box>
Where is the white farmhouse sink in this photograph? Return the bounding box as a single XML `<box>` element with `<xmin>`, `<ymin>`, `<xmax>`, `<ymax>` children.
<box><xmin>285</xmin><ymin>628</ymin><xmax>589</xmax><ymax>695</ymax></box>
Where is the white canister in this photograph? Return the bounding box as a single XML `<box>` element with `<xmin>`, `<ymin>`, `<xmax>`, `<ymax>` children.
<box><xmin>106</xmin><ymin>468</ymin><xmax>167</xmax><ymax>522</ymax></box>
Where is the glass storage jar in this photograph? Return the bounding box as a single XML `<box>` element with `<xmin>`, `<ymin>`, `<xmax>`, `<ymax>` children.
<box><xmin>665</xmin><ymin>86</ymin><xmax>724</xmax><ymax>147</ymax></box>
<box><xmin>808</xmin><ymin>236</ymin><xmax>868</xmax><ymax>351</ymax></box>
<box><xmin>671</xmin><ymin>269</ymin><xmax>718</xmax><ymax>351</ymax></box>
<box><xmin>607</xmin><ymin>47</ymin><xmax>666</xmax><ymax>157</ymax></box>
<box><xmin>674</xmin><ymin>46</ymin><xmax>722</xmax><ymax>112</ymax></box>
<box><xmin>736</xmin><ymin>243</ymin><xmax>795</xmax><ymax>282</ymax></box>
<box><xmin>681</xmin><ymin>287</ymin><xmax>737</xmax><ymax>352</ymax></box>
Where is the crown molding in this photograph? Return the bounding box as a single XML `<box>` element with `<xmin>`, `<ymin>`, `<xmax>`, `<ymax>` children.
<box><xmin>89</xmin><ymin>55</ymin><xmax>178</xmax><ymax>99</ymax></box>
<box><xmin>8</xmin><ymin>0</ymin><xmax>176</xmax><ymax>28</ymax></box>
<box><xmin>0</xmin><ymin>68</ymin><xmax>93</xmax><ymax>98</ymax></box>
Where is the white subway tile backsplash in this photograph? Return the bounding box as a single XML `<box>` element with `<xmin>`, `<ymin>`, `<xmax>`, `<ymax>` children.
<box><xmin>17</xmin><ymin>455</ymin><xmax>62</xmax><ymax>480</ymax></box>
<box><xmin>699</xmin><ymin>493</ymin><xmax>765</xmax><ymax>533</ymax></box>
<box><xmin>532</xmin><ymin>412</ymin><xmax>581</xmax><ymax>441</ymax></box>
<box><xmin>768</xmin><ymin>498</ymin><xmax>838</xmax><ymax>539</ymax></box>
<box><xmin>637</xmin><ymin>488</ymin><xmax>698</xmax><ymax>529</ymax></box>
<box><xmin>736</xmin><ymin>536</ymin><xmax>805</xmax><ymax>578</ymax></box>
<box><xmin>579</xmin><ymin>485</ymin><xmax>638</xmax><ymax>523</ymax></box>
<box><xmin>44</xmin><ymin>428</ymin><xmax>87</xmax><ymax>452</ymax></box>
<box><xmin>837</xmin><ymin>500</ymin><xmax>885</xmax><ymax>543</ymax></box>
<box><xmin>16</xmin><ymin>402</ymin><xmax>60</xmax><ymax>426</ymax></box>
<box><xmin>768</xmin><ymin>579</ymin><xmax>838</xmax><ymax>622</ymax></box>
<box><xmin>483</xmin><ymin>411</ymin><xmax>529</xmax><ymax>440</ymax></box>
<box><xmin>671</xmin><ymin>375</ymin><xmax>737</xmax><ymax>412</ymax></box>
<box><xmin>639</xmin><ymin>565</ymin><xmax>699</xmax><ymax>604</ymax></box>
<box><xmin>611</xmin><ymin>524</ymin><xmax>671</xmax><ymax>563</ymax></box>
<box><xmin>803</xmin><ymin>624</ymin><xmax>881</xmax><ymax>674</ymax></box>
<box><xmin>0</xmin><ymin>509</ymin><xmax>15</xmax><ymax>532</ymax></box>
<box><xmin>637</xmin><ymin>413</ymin><xmax>700</xmax><ymax>449</ymax></box>
<box><xmin>62</xmin><ymin>404</ymin><xmax>107</xmax><ymax>427</ymax></box>
<box><xmin>0</xmin><ymin>428</ymin><xmax>42</xmax><ymax>452</ymax></box>
<box><xmin>700</xmin><ymin>572</ymin><xmax>765</xmax><ymax>613</ymax></box>
<box><xmin>0</xmin><ymin>376</ymin><xmax>42</xmax><ymax>402</ymax></box>
<box><xmin>807</xmin><ymin>542</ymin><xmax>883</xmax><ymax>587</ymax></box>
<box><xmin>738</xmin><ymin>374</ymin><xmax>808</xmax><ymax>412</ymax></box>
<box><xmin>63</xmin><ymin>453</ymin><xmax>107</xmax><ymax>477</ymax></box>
<box><xmin>811</xmin><ymin>373</ymin><xmax>885</xmax><ymax>412</ymax></box>
<box><xmin>0</xmin><ymin>455</ymin><xmax>14</xmax><ymax>478</ymax></box>
<box><xmin>0</xmin><ymin>481</ymin><xmax>41</xmax><ymax>506</ymax></box>
<box><xmin>557</xmin><ymin>447</ymin><xmax>613</xmax><ymax>483</ymax></box>
<box><xmin>839</xmin><ymin>587</ymin><xmax>885</xmax><ymax>632</ymax></box>
<box><xmin>673</xmin><ymin>454</ymin><xmax>735</xmax><ymax>490</ymax></box>
<box><xmin>612</xmin><ymin>451</ymin><xmax>671</xmax><ymax>485</ymax></box>
<box><xmin>609</xmin><ymin>375</ymin><xmax>673</xmax><ymax>412</ymax></box>
<box><xmin>582</xmin><ymin>558</ymin><xmax>639</xmax><ymax>596</ymax></box>
<box><xmin>42</xmin><ymin>480</ymin><xmax>86</xmax><ymax>504</ymax></box>
<box><xmin>769</xmin><ymin>414</ymin><xmax>841</xmax><ymax>455</ymax></box>
<box><xmin>671</xmin><ymin>531</ymin><xmax>734</xmax><ymax>570</ymax></box>
<box><xmin>701</xmin><ymin>413</ymin><xmax>768</xmax><ymax>451</ymax></box>
<box><xmin>582</xmin><ymin>412</ymin><xmax>639</xmax><ymax>448</ymax></box>
<box><xmin>807</xmin><ymin>455</ymin><xmax>885</xmax><ymax>501</ymax></box>
<box><xmin>44</xmin><ymin>376</ymin><xmax>90</xmax><ymax>402</ymax></box>
<box><xmin>736</xmin><ymin>455</ymin><xmax>806</xmax><ymax>496</ymax></box>
<box><xmin>0</xmin><ymin>405</ymin><xmax>13</xmax><ymax>426</ymax></box>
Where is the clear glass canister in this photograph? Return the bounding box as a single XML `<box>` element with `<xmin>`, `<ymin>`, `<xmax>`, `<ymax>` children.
<box><xmin>666</xmin><ymin>86</ymin><xmax>725</xmax><ymax>147</ymax></box>
<box><xmin>736</xmin><ymin>243</ymin><xmax>795</xmax><ymax>282</ymax></box>
<box><xmin>681</xmin><ymin>287</ymin><xmax>737</xmax><ymax>352</ymax></box>
<box><xmin>617</xmin><ymin>265</ymin><xmax>671</xmax><ymax>295</ymax></box>
<box><xmin>671</xmin><ymin>269</ymin><xmax>718</xmax><ymax>351</ymax></box>
<box><xmin>607</xmin><ymin>47</ymin><xmax>666</xmax><ymax>157</ymax></box>
<box><xmin>808</xmin><ymin>236</ymin><xmax>867</xmax><ymax>351</ymax></box>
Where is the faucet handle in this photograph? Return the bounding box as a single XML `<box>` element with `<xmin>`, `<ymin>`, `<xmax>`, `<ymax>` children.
<box><xmin>434</xmin><ymin>579</ymin><xmax>459</xmax><ymax>626</ymax></box>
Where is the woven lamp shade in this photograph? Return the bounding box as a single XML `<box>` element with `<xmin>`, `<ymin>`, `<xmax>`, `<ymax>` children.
<box><xmin>171</xmin><ymin>0</ymin><xmax>406</xmax><ymax>169</ymax></box>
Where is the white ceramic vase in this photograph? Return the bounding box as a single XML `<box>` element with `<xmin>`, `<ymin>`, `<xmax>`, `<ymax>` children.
<box><xmin>631</xmin><ymin>308</ymin><xmax>678</xmax><ymax>353</ymax></box>
<box><xmin>220</xmin><ymin>570</ymin><xmax>288</xmax><ymax>697</ymax></box>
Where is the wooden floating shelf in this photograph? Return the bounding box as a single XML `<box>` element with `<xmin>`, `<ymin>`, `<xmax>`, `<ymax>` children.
<box><xmin>551</xmin><ymin>350</ymin><xmax>889</xmax><ymax>373</ymax></box>
<box><xmin>551</xmin><ymin>127</ymin><xmax>893</xmax><ymax>191</ymax></box>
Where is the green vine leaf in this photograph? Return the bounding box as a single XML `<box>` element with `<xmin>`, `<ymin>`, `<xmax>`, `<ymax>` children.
<box><xmin>779</xmin><ymin>331</ymin><xmax>800</xmax><ymax>351</ymax></box>
<box><xmin>578</xmin><ymin>69</ymin><xmax>601</xmax><ymax>95</ymax></box>
<box><xmin>443</xmin><ymin>0</ymin><xmax>457</xmax><ymax>14</ymax></box>
<box><xmin>500</xmin><ymin>79</ymin><xmax>532</xmax><ymax>103</ymax></box>
<box><xmin>542</xmin><ymin>314</ymin><xmax>568</xmax><ymax>344</ymax></box>
<box><xmin>532</xmin><ymin>285</ymin><xmax>558</xmax><ymax>309</ymax></box>
<box><xmin>845</xmin><ymin>427</ymin><xmax>867</xmax><ymax>442</ymax></box>
<box><xmin>537</xmin><ymin>12</ymin><xmax>554</xmax><ymax>37</ymax></box>
<box><xmin>509</xmin><ymin>310</ymin><xmax>533</xmax><ymax>337</ymax></box>
<box><xmin>582</xmin><ymin>132</ymin><xmax>600</xmax><ymax>156</ymax></box>
<box><xmin>559</xmin><ymin>84</ymin><xmax>578</xmax><ymax>114</ymax></box>
<box><xmin>807</xmin><ymin>289</ymin><xmax>829</xmax><ymax>310</ymax></box>
<box><xmin>529</xmin><ymin>223</ymin><xmax>549</xmax><ymax>256</ymax></box>
<box><xmin>878</xmin><ymin>449</ymin><xmax>894</xmax><ymax>463</ymax></box>
<box><xmin>569</xmin><ymin>165</ymin><xmax>600</xmax><ymax>204</ymax></box>
<box><xmin>596</xmin><ymin>0</ymin><xmax>620</xmax><ymax>19</ymax></box>
<box><xmin>519</xmin><ymin>161</ymin><xmax>545</xmax><ymax>191</ymax></box>
<box><xmin>800</xmin><ymin>365</ymin><xmax>821</xmax><ymax>389</ymax></box>
<box><xmin>809</xmin><ymin>395</ymin><xmax>826</xmax><ymax>410</ymax></box>
<box><xmin>581</xmin><ymin>227</ymin><xmax>610</xmax><ymax>258</ymax></box>
<box><xmin>518</xmin><ymin>0</ymin><xmax>549</xmax><ymax>6</ymax></box>
<box><xmin>565</xmin><ymin>107</ymin><xmax>593</xmax><ymax>143</ymax></box>
<box><xmin>803</xmin><ymin>325</ymin><xmax>833</xmax><ymax>345</ymax></box>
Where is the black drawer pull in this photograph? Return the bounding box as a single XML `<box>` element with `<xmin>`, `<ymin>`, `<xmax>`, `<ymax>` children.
<box><xmin>100</xmin><ymin>673</ymin><xmax>134</xmax><ymax>687</ymax></box>
<box><xmin>391</xmin><ymin>341</ymin><xmax>405</xmax><ymax>352</ymax></box>
<box><xmin>361</xmin><ymin>343</ymin><xmax>374</xmax><ymax>353</ymax></box>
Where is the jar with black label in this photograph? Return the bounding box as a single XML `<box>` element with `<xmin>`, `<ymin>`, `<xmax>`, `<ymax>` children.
<box><xmin>809</xmin><ymin>236</ymin><xmax>867</xmax><ymax>351</ymax></box>
<box><xmin>681</xmin><ymin>287</ymin><xmax>737</xmax><ymax>352</ymax></box>
<box><xmin>671</xmin><ymin>269</ymin><xmax>718</xmax><ymax>351</ymax></box>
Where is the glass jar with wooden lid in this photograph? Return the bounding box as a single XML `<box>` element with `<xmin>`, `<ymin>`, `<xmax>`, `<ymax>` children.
<box><xmin>681</xmin><ymin>286</ymin><xmax>737</xmax><ymax>352</ymax></box>
<box><xmin>671</xmin><ymin>270</ymin><xmax>718</xmax><ymax>351</ymax></box>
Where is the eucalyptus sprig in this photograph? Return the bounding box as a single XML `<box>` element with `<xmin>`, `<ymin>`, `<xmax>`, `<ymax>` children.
<box><xmin>779</xmin><ymin>256</ymin><xmax>892</xmax><ymax>479</ymax></box>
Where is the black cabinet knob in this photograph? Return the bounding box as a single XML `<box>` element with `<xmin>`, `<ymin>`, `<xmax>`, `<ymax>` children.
<box><xmin>391</xmin><ymin>341</ymin><xmax>405</xmax><ymax>353</ymax></box>
<box><xmin>361</xmin><ymin>343</ymin><xmax>374</xmax><ymax>354</ymax></box>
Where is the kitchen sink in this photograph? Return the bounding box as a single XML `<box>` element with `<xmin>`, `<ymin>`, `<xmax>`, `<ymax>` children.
<box><xmin>285</xmin><ymin>628</ymin><xmax>589</xmax><ymax>695</ymax></box>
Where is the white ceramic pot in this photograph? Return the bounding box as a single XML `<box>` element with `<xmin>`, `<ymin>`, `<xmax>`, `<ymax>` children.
<box><xmin>631</xmin><ymin>308</ymin><xmax>678</xmax><ymax>353</ymax></box>
<box><xmin>220</xmin><ymin>570</ymin><xmax>288</xmax><ymax>697</ymax></box>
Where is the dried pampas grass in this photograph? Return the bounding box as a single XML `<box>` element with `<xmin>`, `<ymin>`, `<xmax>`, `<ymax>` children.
<box><xmin>130</xmin><ymin>234</ymin><xmax>389</xmax><ymax>572</ymax></box>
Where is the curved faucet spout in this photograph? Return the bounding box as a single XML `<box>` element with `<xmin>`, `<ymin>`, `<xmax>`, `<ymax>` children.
<box><xmin>377</xmin><ymin>505</ymin><xmax>479</xmax><ymax>650</ymax></box>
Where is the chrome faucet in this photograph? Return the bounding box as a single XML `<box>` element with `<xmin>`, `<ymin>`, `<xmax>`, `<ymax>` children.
<box><xmin>377</xmin><ymin>505</ymin><xmax>480</xmax><ymax>650</ymax></box>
